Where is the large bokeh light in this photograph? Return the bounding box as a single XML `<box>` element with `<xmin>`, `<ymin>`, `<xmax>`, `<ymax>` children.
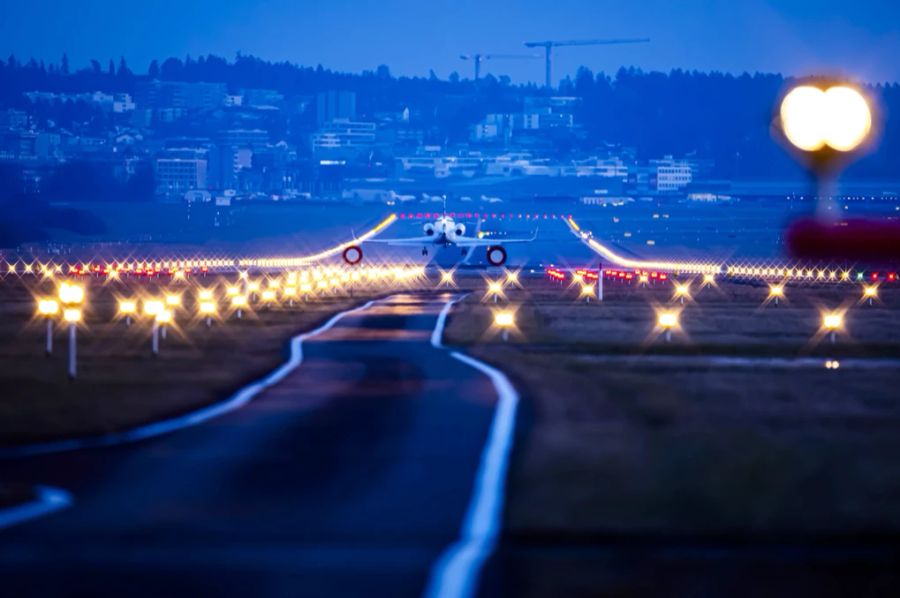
<box><xmin>780</xmin><ymin>84</ymin><xmax>872</xmax><ymax>153</ymax></box>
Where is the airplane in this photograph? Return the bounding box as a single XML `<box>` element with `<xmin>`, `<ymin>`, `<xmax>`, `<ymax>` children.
<box><xmin>342</xmin><ymin>214</ymin><xmax>537</xmax><ymax>267</ymax></box>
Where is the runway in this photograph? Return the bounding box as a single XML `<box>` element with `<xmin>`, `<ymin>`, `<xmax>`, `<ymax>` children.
<box><xmin>0</xmin><ymin>293</ymin><xmax>510</xmax><ymax>597</ymax></box>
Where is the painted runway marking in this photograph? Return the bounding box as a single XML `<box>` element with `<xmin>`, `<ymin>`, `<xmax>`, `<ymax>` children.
<box><xmin>0</xmin><ymin>486</ymin><xmax>72</xmax><ymax>530</ymax></box>
<box><xmin>425</xmin><ymin>296</ymin><xmax>521</xmax><ymax>598</ymax></box>
<box><xmin>0</xmin><ymin>300</ymin><xmax>380</xmax><ymax>459</ymax></box>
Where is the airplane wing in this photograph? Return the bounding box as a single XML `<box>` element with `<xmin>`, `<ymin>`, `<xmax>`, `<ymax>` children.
<box><xmin>453</xmin><ymin>229</ymin><xmax>538</xmax><ymax>246</ymax></box>
<box><xmin>362</xmin><ymin>236</ymin><xmax>436</xmax><ymax>246</ymax></box>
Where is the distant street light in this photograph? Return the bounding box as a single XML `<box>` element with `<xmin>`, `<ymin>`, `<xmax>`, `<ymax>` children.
<box><xmin>862</xmin><ymin>284</ymin><xmax>878</xmax><ymax>306</ymax></box>
<box><xmin>822</xmin><ymin>310</ymin><xmax>844</xmax><ymax>344</ymax></box>
<box><xmin>673</xmin><ymin>282</ymin><xmax>691</xmax><ymax>305</ymax></box>
<box><xmin>198</xmin><ymin>301</ymin><xmax>217</xmax><ymax>327</ymax></box>
<box><xmin>580</xmin><ymin>282</ymin><xmax>596</xmax><ymax>303</ymax></box>
<box><xmin>657</xmin><ymin>309</ymin><xmax>679</xmax><ymax>343</ymax></box>
<box><xmin>231</xmin><ymin>295</ymin><xmax>248</xmax><ymax>319</ymax></box>
<box><xmin>118</xmin><ymin>299</ymin><xmax>137</xmax><ymax>327</ymax></box>
<box><xmin>485</xmin><ymin>279</ymin><xmax>505</xmax><ymax>304</ymax></box>
<box><xmin>494</xmin><ymin>309</ymin><xmax>515</xmax><ymax>342</ymax></box>
<box><xmin>37</xmin><ymin>299</ymin><xmax>59</xmax><ymax>356</ymax></box>
<box><xmin>768</xmin><ymin>284</ymin><xmax>785</xmax><ymax>306</ymax></box>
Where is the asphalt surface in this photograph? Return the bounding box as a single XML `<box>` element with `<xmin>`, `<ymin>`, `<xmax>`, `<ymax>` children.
<box><xmin>0</xmin><ymin>293</ymin><xmax>501</xmax><ymax>597</ymax></box>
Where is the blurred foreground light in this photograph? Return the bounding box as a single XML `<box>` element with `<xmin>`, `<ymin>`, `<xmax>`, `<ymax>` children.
<box><xmin>226</xmin><ymin>285</ymin><xmax>240</xmax><ymax>297</ymax></box>
<box><xmin>197</xmin><ymin>288</ymin><xmax>214</xmax><ymax>301</ymax></box>
<box><xmin>825</xmin><ymin>359</ymin><xmax>841</xmax><ymax>370</ymax></box>
<box><xmin>199</xmin><ymin>301</ymin><xmax>217</xmax><ymax>315</ymax></box>
<box><xmin>165</xmin><ymin>294</ymin><xmax>182</xmax><ymax>307</ymax></box>
<box><xmin>37</xmin><ymin>299</ymin><xmax>60</xmax><ymax>316</ymax></box>
<box><xmin>63</xmin><ymin>308</ymin><xmax>81</xmax><ymax>323</ymax></box>
<box><xmin>780</xmin><ymin>85</ymin><xmax>872</xmax><ymax>153</ymax></box>
<box><xmin>118</xmin><ymin>300</ymin><xmax>137</xmax><ymax>315</ymax></box>
<box><xmin>155</xmin><ymin>310</ymin><xmax>172</xmax><ymax>325</ymax></box>
<box><xmin>231</xmin><ymin>295</ymin><xmax>248</xmax><ymax>308</ymax></box>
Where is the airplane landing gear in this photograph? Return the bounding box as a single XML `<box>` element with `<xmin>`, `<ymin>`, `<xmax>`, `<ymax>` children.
<box><xmin>422</xmin><ymin>247</ymin><xmax>429</xmax><ymax>256</ymax></box>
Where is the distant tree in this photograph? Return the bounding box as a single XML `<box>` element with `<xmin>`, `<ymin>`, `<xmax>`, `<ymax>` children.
<box><xmin>376</xmin><ymin>64</ymin><xmax>391</xmax><ymax>79</ymax></box>
<box><xmin>60</xmin><ymin>53</ymin><xmax>69</xmax><ymax>74</ymax></box>
<box><xmin>90</xmin><ymin>59</ymin><xmax>101</xmax><ymax>73</ymax></box>
<box><xmin>148</xmin><ymin>59</ymin><xmax>160</xmax><ymax>79</ymax></box>
<box><xmin>449</xmin><ymin>71</ymin><xmax>460</xmax><ymax>84</ymax></box>
<box><xmin>108</xmin><ymin>59</ymin><xmax>115</xmax><ymax>77</ymax></box>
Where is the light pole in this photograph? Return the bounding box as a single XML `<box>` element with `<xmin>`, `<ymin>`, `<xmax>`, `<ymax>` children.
<box><xmin>57</xmin><ymin>282</ymin><xmax>85</xmax><ymax>378</ymax></box>
<box><xmin>63</xmin><ymin>308</ymin><xmax>81</xmax><ymax>379</ymax></box>
<box><xmin>494</xmin><ymin>310</ymin><xmax>515</xmax><ymax>342</ymax></box>
<box><xmin>657</xmin><ymin>310</ymin><xmax>679</xmax><ymax>343</ymax></box>
<box><xmin>118</xmin><ymin>299</ymin><xmax>137</xmax><ymax>327</ymax></box>
<box><xmin>37</xmin><ymin>299</ymin><xmax>59</xmax><ymax>356</ymax></box>
<box><xmin>768</xmin><ymin>284</ymin><xmax>785</xmax><ymax>307</ymax></box>
<box><xmin>822</xmin><ymin>311</ymin><xmax>844</xmax><ymax>345</ymax></box>
<box><xmin>152</xmin><ymin>310</ymin><xmax>172</xmax><ymax>356</ymax></box>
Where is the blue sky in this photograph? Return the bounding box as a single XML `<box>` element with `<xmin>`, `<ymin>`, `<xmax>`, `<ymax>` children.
<box><xmin>3</xmin><ymin>0</ymin><xmax>900</xmax><ymax>83</ymax></box>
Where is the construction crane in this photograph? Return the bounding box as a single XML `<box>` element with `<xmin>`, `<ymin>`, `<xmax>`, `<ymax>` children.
<box><xmin>523</xmin><ymin>38</ymin><xmax>650</xmax><ymax>88</ymax></box>
<box><xmin>459</xmin><ymin>53</ymin><xmax>541</xmax><ymax>81</ymax></box>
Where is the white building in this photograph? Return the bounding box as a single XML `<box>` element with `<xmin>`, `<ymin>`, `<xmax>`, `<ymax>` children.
<box><xmin>653</xmin><ymin>156</ymin><xmax>694</xmax><ymax>192</ymax></box>
<box><xmin>311</xmin><ymin>119</ymin><xmax>376</xmax><ymax>153</ymax></box>
<box><xmin>155</xmin><ymin>157</ymin><xmax>208</xmax><ymax>199</ymax></box>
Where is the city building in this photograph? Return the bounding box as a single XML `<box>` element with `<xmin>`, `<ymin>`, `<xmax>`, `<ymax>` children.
<box><xmin>134</xmin><ymin>81</ymin><xmax>228</xmax><ymax>111</ymax></box>
<box><xmin>155</xmin><ymin>151</ymin><xmax>209</xmax><ymax>200</ymax></box>
<box><xmin>316</xmin><ymin>91</ymin><xmax>357</xmax><ymax>125</ymax></box>
<box><xmin>311</xmin><ymin>119</ymin><xmax>376</xmax><ymax>157</ymax></box>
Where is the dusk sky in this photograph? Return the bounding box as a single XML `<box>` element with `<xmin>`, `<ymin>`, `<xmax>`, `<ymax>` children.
<box><xmin>3</xmin><ymin>0</ymin><xmax>900</xmax><ymax>84</ymax></box>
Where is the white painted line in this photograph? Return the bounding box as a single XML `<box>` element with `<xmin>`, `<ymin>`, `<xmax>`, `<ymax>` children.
<box><xmin>425</xmin><ymin>296</ymin><xmax>521</xmax><ymax>598</ymax></box>
<box><xmin>0</xmin><ymin>300</ymin><xmax>380</xmax><ymax>459</ymax></box>
<box><xmin>431</xmin><ymin>295</ymin><xmax>467</xmax><ymax>349</ymax></box>
<box><xmin>0</xmin><ymin>485</ymin><xmax>72</xmax><ymax>530</ymax></box>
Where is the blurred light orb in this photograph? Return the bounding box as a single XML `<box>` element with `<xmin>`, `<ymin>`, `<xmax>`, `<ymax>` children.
<box><xmin>780</xmin><ymin>85</ymin><xmax>872</xmax><ymax>153</ymax></box>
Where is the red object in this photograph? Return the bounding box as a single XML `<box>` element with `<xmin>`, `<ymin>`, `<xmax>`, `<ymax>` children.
<box><xmin>787</xmin><ymin>218</ymin><xmax>900</xmax><ymax>262</ymax></box>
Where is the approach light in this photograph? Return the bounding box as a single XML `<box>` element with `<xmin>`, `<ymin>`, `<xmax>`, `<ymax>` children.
<box><xmin>58</xmin><ymin>282</ymin><xmax>85</xmax><ymax>305</ymax></box>
<box><xmin>494</xmin><ymin>310</ymin><xmax>515</xmax><ymax>328</ymax></box>
<box><xmin>63</xmin><ymin>308</ymin><xmax>82</xmax><ymax>323</ymax></box>
<box><xmin>673</xmin><ymin>282</ymin><xmax>691</xmax><ymax>304</ymax></box>
<box><xmin>822</xmin><ymin>311</ymin><xmax>843</xmax><ymax>331</ymax></box>
<box><xmin>118</xmin><ymin>300</ymin><xmax>137</xmax><ymax>315</ymax></box>
<box><xmin>143</xmin><ymin>299</ymin><xmax>164</xmax><ymax>317</ymax></box>
<box><xmin>37</xmin><ymin>299</ymin><xmax>60</xmax><ymax>316</ymax></box>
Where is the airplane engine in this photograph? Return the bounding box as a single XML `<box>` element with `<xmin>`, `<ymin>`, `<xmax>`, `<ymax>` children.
<box><xmin>486</xmin><ymin>245</ymin><xmax>507</xmax><ymax>266</ymax></box>
<box><xmin>423</xmin><ymin>223</ymin><xmax>436</xmax><ymax>236</ymax></box>
<box><xmin>342</xmin><ymin>245</ymin><xmax>363</xmax><ymax>265</ymax></box>
<box><xmin>454</xmin><ymin>223</ymin><xmax>466</xmax><ymax>237</ymax></box>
